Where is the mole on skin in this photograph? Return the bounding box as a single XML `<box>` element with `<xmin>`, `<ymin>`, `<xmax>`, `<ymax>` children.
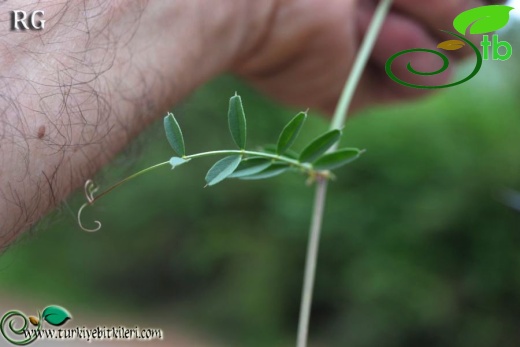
<box><xmin>37</xmin><ymin>125</ymin><xmax>45</xmax><ymax>139</ymax></box>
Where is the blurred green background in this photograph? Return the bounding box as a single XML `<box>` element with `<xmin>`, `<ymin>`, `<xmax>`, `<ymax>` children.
<box><xmin>1</xmin><ymin>25</ymin><xmax>520</xmax><ymax>347</ymax></box>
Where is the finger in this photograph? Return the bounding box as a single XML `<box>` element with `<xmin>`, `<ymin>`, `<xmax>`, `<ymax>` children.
<box><xmin>234</xmin><ymin>0</ymin><xmax>359</xmax><ymax>115</ymax></box>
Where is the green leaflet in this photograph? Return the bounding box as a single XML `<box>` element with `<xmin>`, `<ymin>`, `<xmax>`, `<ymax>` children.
<box><xmin>277</xmin><ymin>112</ymin><xmax>307</xmax><ymax>154</ymax></box>
<box><xmin>164</xmin><ymin>113</ymin><xmax>185</xmax><ymax>156</ymax></box>
<box><xmin>228</xmin><ymin>94</ymin><xmax>247</xmax><ymax>149</ymax></box>
<box><xmin>169</xmin><ymin>157</ymin><xmax>190</xmax><ymax>169</ymax></box>
<box><xmin>312</xmin><ymin>148</ymin><xmax>362</xmax><ymax>170</ymax></box>
<box><xmin>205</xmin><ymin>155</ymin><xmax>242</xmax><ymax>186</ymax></box>
<box><xmin>239</xmin><ymin>163</ymin><xmax>290</xmax><ymax>180</ymax></box>
<box><xmin>299</xmin><ymin>129</ymin><xmax>342</xmax><ymax>163</ymax></box>
<box><xmin>42</xmin><ymin>306</ymin><xmax>72</xmax><ymax>326</ymax></box>
<box><xmin>228</xmin><ymin>158</ymin><xmax>272</xmax><ymax>178</ymax></box>
<box><xmin>453</xmin><ymin>5</ymin><xmax>513</xmax><ymax>35</ymax></box>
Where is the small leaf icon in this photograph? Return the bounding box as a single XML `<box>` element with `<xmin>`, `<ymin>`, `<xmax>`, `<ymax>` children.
<box><xmin>29</xmin><ymin>316</ymin><xmax>39</xmax><ymax>326</ymax></box>
<box><xmin>453</xmin><ymin>5</ymin><xmax>514</xmax><ymax>35</ymax></box>
<box><xmin>42</xmin><ymin>306</ymin><xmax>72</xmax><ymax>326</ymax></box>
<box><xmin>437</xmin><ymin>40</ymin><xmax>466</xmax><ymax>51</ymax></box>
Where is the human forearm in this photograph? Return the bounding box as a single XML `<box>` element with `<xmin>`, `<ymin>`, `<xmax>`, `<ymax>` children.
<box><xmin>0</xmin><ymin>0</ymin><xmax>275</xmax><ymax>246</ymax></box>
<box><xmin>1</xmin><ymin>0</ymin><xmax>497</xmax><ymax>247</ymax></box>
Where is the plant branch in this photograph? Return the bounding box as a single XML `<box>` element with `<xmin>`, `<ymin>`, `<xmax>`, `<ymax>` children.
<box><xmin>88</xmin><ymin>149</ymin><xmax>309</xmax><ymax>206</ymax></box>
<box><xmin>296</xmin><ymin>1</ymin><xmax>393</xmax><ymax>346</ymax></box>
<box><xmin>91</xmin><ymin>161</ymin><xmax>171</xmax><ymax>204</ymax></box>
<box><xmin>77</xmin><ymin>148</ymin><xmax>317</xmax><ymax>232</ymax></box>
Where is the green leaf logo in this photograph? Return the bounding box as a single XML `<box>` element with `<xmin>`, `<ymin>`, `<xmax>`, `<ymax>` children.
<box><xmin>453</xmin><ymin>5</ymin><xmax>514</xmax><ymax>35</ymax></box>
<box><xmin>41</xmin><ymin>306</ymin><xmax>72</xmax><ymax>326</ymax></box>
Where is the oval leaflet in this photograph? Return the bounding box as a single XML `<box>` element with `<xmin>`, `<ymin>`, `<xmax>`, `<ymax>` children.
<box><xmin>205</xmin><ymin>155</ymin><xmax>242</xmax><ymax>186</ymax></box>
<box><xmin>164</xmin><ymin>113</ymin><xmax>186</xmax><ymax>156</ymax></box>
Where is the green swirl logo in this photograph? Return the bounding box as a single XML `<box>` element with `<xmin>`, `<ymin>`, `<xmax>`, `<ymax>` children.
<box><xmin>1</xmin><ymin>306</ymin><xmax>71</xmax><ymax>346</ymax></box>
<box><xmin>385</xmin><ymin>5</ymin><xmax>514</xmax><ymax>89</ymax></box>
<box><xmin>0</xmin><ymin>311</ymin><xmax>40</xmax><ymax>346</ymax></box>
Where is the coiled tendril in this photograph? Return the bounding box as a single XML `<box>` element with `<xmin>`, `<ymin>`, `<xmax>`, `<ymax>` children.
<box><xmin>77</xmin><ymin>179</ymin><xmax>102</xmax><ymax>232</ymax></box>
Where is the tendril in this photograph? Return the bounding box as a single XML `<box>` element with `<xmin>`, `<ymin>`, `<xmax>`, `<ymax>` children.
<box><xmin>84</xmin><ymin>179</ymin><xmax>98</xmax><ymax>203</ymax></box>
<box><xmin>385</xmin><ymin>31</ymin><xmax>483</xmax><ymax>89</ymax></box>
<box><xmin>77</xmin><ymin>180</ymin><xmax>102</xmax><ymax>232</ymax></box>
<box><xmin>77</xmin><ymin>203</ymin><xmax>102</xmax><ymax>232</ymax></box>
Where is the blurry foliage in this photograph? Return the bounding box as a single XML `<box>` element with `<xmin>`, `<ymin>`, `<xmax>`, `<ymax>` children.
<box><xmin>1</xmin><ymin>27</ymin><xmax>520</xmax><ymax>347</ymax></box>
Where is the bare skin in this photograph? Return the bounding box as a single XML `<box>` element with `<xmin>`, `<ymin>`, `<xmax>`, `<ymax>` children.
<box><xmin>0</xmin><ymin>0</ymin><xmax>502</xmax><ymax>248</ymax></box>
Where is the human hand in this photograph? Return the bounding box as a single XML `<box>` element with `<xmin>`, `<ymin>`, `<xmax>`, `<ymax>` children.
<box><xmin>234</xmin><ymin>0</ymin><xmax>506</xmax><ymax>114</ymax></box>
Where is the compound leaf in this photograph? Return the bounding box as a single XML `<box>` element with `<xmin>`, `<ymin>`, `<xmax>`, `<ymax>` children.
<box><xmin>228</xmin><ymin>158</ymin><xmax>271</xmax><ymax>178</ymax></box>
<box><xmin>42</xmin><ymin>306</ymin><xmax>72</xmax><ymax>327</ymax></box>
<box><xmin>164</xmin><ymin>112</ymin><xmax>185</xmax><ymax>156</ymax></box>
<box><xmin>299</xmin><ymin>129</ymin><xmax>341</xmax><ymax>163</ymax></box>
<box><xmin>205</xmin><ymin>155</ymin><xmax>242</xmax><ymax>186</ymax></box>
<box><xmin>239</xmin><ymin>163</ymin><xmax>290</xmax><ymax>180</ymax></box>
<box><xmin>453</xmin><ymin>5</ymin><xmax>513</xmax><ymax>35</ymax></box>
<box><xmin>312</xmin><ymin>148</ymin><xmax>363</xmax><ymax>170</ymax></box>
<box><xmin>277</xmin><ymin>112</ymin><xmax>307</xmax><ymax>154</ymax></box>
<box><xmin>228</xmin><ymin>94</ymin><xmax>247</xmax><ymax>149</ymax></box>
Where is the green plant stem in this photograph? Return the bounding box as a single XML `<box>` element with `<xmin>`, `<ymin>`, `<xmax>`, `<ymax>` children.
<box><xmin>296</xmin><ymin>178</ymin><xmax>328</xmax><ymax>347</ymax></box>
<box><xmin>296</xmin><ymin>1</ymin><xmax>393</xmax><ymax>347</ymax></box>
<box><xmin>91</xmin><ymin>161</ymin><xmax>170</xmax><ymax>203</ymax></box>
<box><xmin>330</xmin><ymin>0</ymin><xmax>393</xmax><ymax>131</ymax></box>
